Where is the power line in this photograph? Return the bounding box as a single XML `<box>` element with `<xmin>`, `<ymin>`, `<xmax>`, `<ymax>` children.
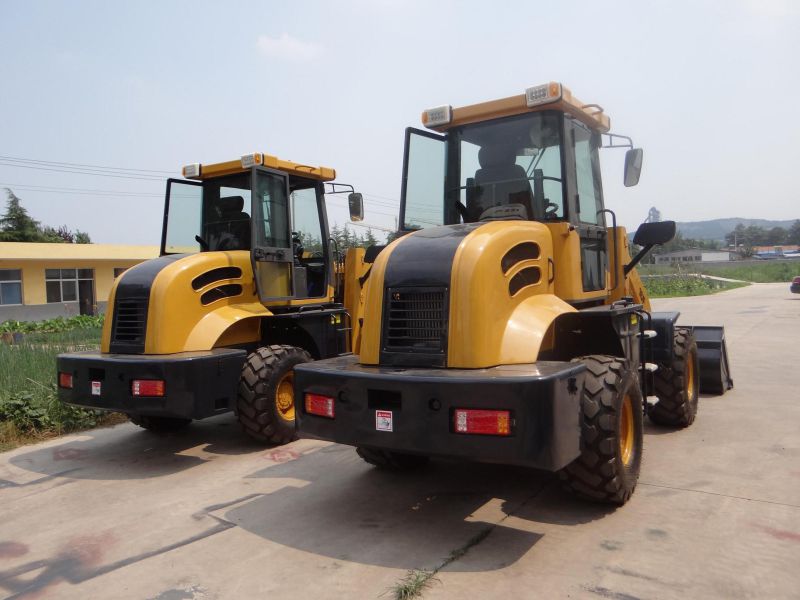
<box><xmin>0</xmin><ymin>161</ymin><xmax>165</xmax><ymax>181</ymax></box>
<box><xmin>0</xmin><ymin>182</ymin><xmax>162</xmax><ymax>197</ymax></box>
<box><xmin>0</xmin><ymin>154</ymin><xmax>173</xmax><ymax>175</ymax></box>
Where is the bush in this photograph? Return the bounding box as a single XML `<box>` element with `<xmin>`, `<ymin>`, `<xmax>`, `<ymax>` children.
<box><xmin>0</xmin><ymin>314</ymin><xmax>104</xmax><ymax>334</ymax></box>
<box><xmin>0</xmin><ymin>389</ymin><xmax>100</xmax><ymax>434</ymax></box>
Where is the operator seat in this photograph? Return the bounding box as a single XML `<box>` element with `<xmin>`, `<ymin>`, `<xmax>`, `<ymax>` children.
<box><xmin>208</xmin><ymin>196</ymin><xmax>251</xmax><ymax>251</ymax></box>
<box><xmin>470</xmin><ymin>145</ymin><xmax>534</xmax><ymax>222</ymax></box>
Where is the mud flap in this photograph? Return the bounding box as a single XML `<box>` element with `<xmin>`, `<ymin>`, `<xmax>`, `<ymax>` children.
<box><xmin>688</xmin><ymin>326</ymin><xmax>733</xmax><ymax>395</ymax></box>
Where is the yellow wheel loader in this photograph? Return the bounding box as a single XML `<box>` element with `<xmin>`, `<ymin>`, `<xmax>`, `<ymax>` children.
<box><xmin>295</xmin><ymin>83</ymin><xmax>733</xmax><ymax>504</ymax></box>
<box><xmin>57</xmin><ymin>153</ymin><xmax>365</xmax><ymax>444</ymax></box>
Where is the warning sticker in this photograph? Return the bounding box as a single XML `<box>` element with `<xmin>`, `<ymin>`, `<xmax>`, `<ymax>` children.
<box><xmin>91</xmin><ymin>381</ymin><xmax>101</xmax><ymax>396</ymax></box>
<box><xmin>375</xmin><ymin>410</ymin><xmax>393</xmax><ymax>432</ymax></box>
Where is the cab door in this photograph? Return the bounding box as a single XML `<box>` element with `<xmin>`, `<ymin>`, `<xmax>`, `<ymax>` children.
<box><xmin>251</xmin><ymin>168</ymin><xmax>294</xmax><ymax>301</ymax></box>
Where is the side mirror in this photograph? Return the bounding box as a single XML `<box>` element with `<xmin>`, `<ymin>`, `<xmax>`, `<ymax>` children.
<box><xmin>624</xmin><ymin>148</ymin><xmax>643</xmax><ymax>187</ymax></box>
<box><xmin>633</xmin><ymin>220</ymin><xmax>676</xmax><ymax>246</ymax></box>
<box><xmin>348</xmin><ymin>192</ymin><xmax>364</xmax><ymax>222</ymax></box>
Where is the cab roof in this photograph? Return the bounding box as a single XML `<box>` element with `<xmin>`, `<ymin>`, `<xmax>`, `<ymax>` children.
<box><xmin>182</xmin><ymin>152</ymin><xmax>336</xmax><ymax>182</ymax></box>
<box><xmin>421</xmin><ymin>82</ymin><xmax>611</xmax><ymax>134</ymax></box>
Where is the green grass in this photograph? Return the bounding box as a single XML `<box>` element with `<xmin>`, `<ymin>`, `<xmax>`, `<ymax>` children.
<box><xmin>639</xmin><ymin>260</ymin><xmax>798</xmax><ymax>283</ymax></box>
<box><xmin>0</xmin><ymin>326</ymin><xmax>123</xmax><ymax>452</ymax></box>
<box><xmin>642</xmin><ymin>275</ymin><xmax>749</xmax><ymax>298</ymax></box>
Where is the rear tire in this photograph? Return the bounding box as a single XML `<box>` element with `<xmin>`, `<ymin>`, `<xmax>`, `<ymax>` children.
<box><xmin>129</xmin><ymin>414</ymin><xmax>191</xmax><ymax>433</ymax></box>
<box><xmin>559</xmin><ymin>355</ymin><xmax>643</xmax><ymax>505</ymax></box>
<box><xmin>356</xmin><ymin>447</ymin><xmax>430</xmax><ymax>470</ymax></box>
<box><xmin>236</xmin><ymin>345</ymin><xmax>312</xmax><ymax>445</ymax></box>
<box><xmin>649</xmin><ymin>328</ymin><xmax>699</xmax><ymax>428</ymax></box>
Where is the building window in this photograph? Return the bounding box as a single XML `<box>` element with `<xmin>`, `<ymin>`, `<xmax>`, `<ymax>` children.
<box><xmin>0</xmin><ymin>269</ymin><xmax>23</xmax><ymax>305</ymax></box>
<box><xmin>114</xmin><ymin>267</ymin><xmax>127</xmax><ymax>278</ymax></box>
<box><xmin>46</xmin><ymin>269</ymin><xmax>93</xmax><ymax>303</ymax></box>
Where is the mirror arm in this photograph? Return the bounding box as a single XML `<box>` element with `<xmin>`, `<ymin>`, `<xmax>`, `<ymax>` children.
<box><xmin>624</xmin><ymin>244</ymin><xmax>654</xmax><ymax>276</ymax></box>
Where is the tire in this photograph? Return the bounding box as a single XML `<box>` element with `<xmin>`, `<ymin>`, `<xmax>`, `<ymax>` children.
<box><xmin>356</xmin><ymin>446</ymin><xmax>430</xmax><ymax>470</ymax></box>
<box><xmin>236</xmin><ymin>345</ymin><xmax>312</xmax><ymax>444</ymax></box>
<box><xmin>559</xmin><ymin>355</ymin><xmax>644</xmax><ymax>505</ymax></box>
<box><xmin>129</xmin><ymin>414</ymin><xmax>191</xmax><ymax>433</ymax></box>
<box><xmin>649</xmin><ymin>328</ymin><xmax>699</xmax><ymax>428</ymax></box>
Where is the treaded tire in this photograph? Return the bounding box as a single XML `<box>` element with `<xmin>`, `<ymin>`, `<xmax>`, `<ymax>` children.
<box><xmin>236</xmin><ymin>345</ymin><xmax>311</xmax><ymax>445</ymax></box>
<box><xmin>129</xmin><ymin>414</ymin><xmax>191</xmax><ymax>433</ymax></box>
<box><xmin>559</xmin><ymin>355</ymin><xmax>643</xmax><ymax>505</ymax></box>
<box><xmin>649</xmin><ymin>328</ymin><xmax>699</xmax><ymax>428</ymax></box>
<box><xmin>356</xmin><ymin>447</ymin><xmax>430</xmax><ymax>470</ymax></box>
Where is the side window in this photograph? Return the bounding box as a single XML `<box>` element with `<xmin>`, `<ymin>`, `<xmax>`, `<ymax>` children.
<box><xmin>254</xmin><ymin>172</ymin><xmax>290</xmax><ymax>249</ymax></box>
<box><xmin>402</xmin><ymin>128</ymin><xmax>446</xmax><ymax>229</ymax></box>
<box><xmin>573</xmin><ymin>125</ymin><xmax>603</xmax><ymax>225</ymax></box>
<box><xmin>290</xmin><ymin>187</ymin><xmax>324</xmax><ymax>256</ymax></box>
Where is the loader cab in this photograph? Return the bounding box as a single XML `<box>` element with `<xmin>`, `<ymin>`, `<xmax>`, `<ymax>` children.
<box><xmin>161</xmin><ymin>154</ymin><xmax>341</xmax><ymax>305</ymax></box>
<box><xmin>400</xmin><ymin>82</ymin><xmax>642</xmax><ymax>304</ymax></box>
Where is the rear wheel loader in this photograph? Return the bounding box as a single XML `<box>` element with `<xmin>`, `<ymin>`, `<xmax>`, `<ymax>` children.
<box><xmin>57</xmin><ymin>153</ymin><xmax>365</xmax><ymax>444</ymax></box>
<box><xmin>295</xmin><ymin>83</ymin><xmax>733</xmax><ymax>504</ymax></box>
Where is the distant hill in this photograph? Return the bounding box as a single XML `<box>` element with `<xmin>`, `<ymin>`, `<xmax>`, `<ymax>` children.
<box><xmin>676</xmin><ymin>218</ymin><xmax>798</xmax><ymax>241</ymax></box>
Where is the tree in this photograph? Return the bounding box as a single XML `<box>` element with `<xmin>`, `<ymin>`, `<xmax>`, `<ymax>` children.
<box><xmin>362</xmin><ymin>228</ymin><xmax>378</xmax><ymax>247</ymax></box>
<box><xmin>0</xmin><ymin>188</ymin><xmax>91</xmax><ymax>243</ymax></box>
<box><xmin>0</xmin><ymin>189</ymin><xmax>42</xmax><ymax>241</ymax></box>
<box><xmin>786</xmin><ymin>220</ymin><xmax>800</xmax><ymax>245</ymax></box>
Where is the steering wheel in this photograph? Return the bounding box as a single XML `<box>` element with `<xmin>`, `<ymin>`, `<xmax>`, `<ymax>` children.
<box><xmin>453</xmin><ymin>200</ymin><xmax>468</xmax><ymax>222</ymax></box>
<box><xmin>195</xmin><ymin>235</ymin><xmax>209</xmax><ymax>251</ymax></box>
<box><xmin>544</xmin><ymin>200</ymin><xmax>560</xmax><ymax>218</ymax></box>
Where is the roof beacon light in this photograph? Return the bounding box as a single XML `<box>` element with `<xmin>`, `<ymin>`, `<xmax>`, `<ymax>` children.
<box><xmin>182</xmin><ymin>163</ymin><xmax>201</xmax><ymax>179</ymax></box>
<box><xmin>525</xmin><ymin>82</ymin><xmax>562</xmax><ymax>108</ymax></box>
<box><xmin>422</xmin><ymin>105</ymin><xmax>452</xmax><ymax>128</ymax></box>
<box><xmin>241</xmin><ymin>153</ymin><xmax>264</xmax><ymax>168</ymax></box>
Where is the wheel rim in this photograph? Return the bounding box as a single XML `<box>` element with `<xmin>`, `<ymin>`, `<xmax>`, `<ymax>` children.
<box><xmin>686</xmin><ymin>350</ymin><xmax>697</xmax><ymax>401</ymax></box>
<box><xmin>275</xmin><ymin>372</ymin><xmax>295</xmax><ymax>422</ymax></box>
<box><xmin>619</xmin><ymin>393</ymin><xmax>635</xmax><ymax>466</ymax></box>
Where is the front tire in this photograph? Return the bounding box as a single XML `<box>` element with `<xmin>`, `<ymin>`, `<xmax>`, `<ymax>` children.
<box><xmin>559</xmin><ymin>355</ymin><xmax>643</xmax><ymax>505</ymax></box>
<box><xmin>649</xmin><ymin>328</ymin><xmax>699</xmax><ymax>428</ymax></box>
<box><xmin>236</xmin><ymin>345</ymin><xmax>312</xmax><ymax>444</ymax></box>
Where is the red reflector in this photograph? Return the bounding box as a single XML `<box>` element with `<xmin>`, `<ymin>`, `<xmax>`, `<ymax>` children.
<box><xmin>132</xmin><ymin>379</ymin><xmax>165</xmax><ymax>397</ymax></box>
<box><xmin>58</xmin><ymin>372</ymin><xmax>73</xmax><ymax>389</ymax></box>
<box><xmin>453</xmin><ymin>409</ymin><xmax>511</xmax><ymax>436</ymax></box>
<box><xmin>304</xmin><ymin>393</ymin><xmax>335</xmax><ymax>418</ymax></box>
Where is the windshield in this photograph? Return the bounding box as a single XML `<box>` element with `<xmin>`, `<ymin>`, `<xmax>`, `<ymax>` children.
<box><xmin>402</xmin><ymin>112</ymin><xmax>565</xmax><ymax>230</ymax></box>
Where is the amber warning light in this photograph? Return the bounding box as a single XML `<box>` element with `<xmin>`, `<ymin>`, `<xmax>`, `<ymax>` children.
<box><xmin>305</xmin><ymin>393</ymin><xmax>335</xmax><ymax>418</ymax></box>
<box><xmin>132</xmin><ymin>379</ymin><xmax>165</xmax><ymax>397</ymax></box>
<box><xmin>453</xmin><ymin>409</ymin><xmax>511</xmax><ymax>436</ymax></box>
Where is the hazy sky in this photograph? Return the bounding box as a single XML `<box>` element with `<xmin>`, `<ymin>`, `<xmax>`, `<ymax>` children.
<box><xmin>1</xmin><ymin>0</ymin><xmax>798</xmax><ymax>244</ymax></box>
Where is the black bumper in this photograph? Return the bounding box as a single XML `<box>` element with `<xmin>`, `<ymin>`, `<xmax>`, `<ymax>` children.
<box><xmin>294</xmin><ymin>355</ymin><xmax>585</xmax><ymax>471</ymax></box>
<box><xmin>57</xmin><ymin>349</ymin><xmax>247</xmax><ymax>420</ymax></box>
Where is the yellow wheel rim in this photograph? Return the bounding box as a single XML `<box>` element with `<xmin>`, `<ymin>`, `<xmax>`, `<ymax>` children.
<box><xmin>686</xmin><ymin>350</ymin><xmax>696</xmax><ymax>401</ymax></box>
<box><xmin>275</xmin><ymin>372</ymin><xmax>295</xmax><ymax>422</ymax></box>
<box><xmin>619</xmin><ymin>393</ymin><xmax>635</xmax><ymax>466</ymax></box>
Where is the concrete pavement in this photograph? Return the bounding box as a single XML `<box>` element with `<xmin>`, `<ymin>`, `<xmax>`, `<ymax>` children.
<box><xmin>1</xmin><ymin>283</ymin><xmax>798</xmax><ymax>599</ymax></box>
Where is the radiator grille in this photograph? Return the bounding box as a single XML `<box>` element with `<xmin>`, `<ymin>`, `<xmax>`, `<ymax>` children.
<box><xmin>384</xmin><ymin>287</ymin><xmax>447</xmax><ymax>353</ymax></box>
<box><xmin>111</xmin><ymin>297</ymin><xmax>147</xmax><ymax>349</ymax></box>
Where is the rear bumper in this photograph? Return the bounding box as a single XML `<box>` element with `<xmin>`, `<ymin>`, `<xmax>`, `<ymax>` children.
<box><xmin>295</xmin><ymin>355</ymin><xmax>585</xmax><ymax>471</ymax></box>
<box><xmin>57</xmin><ymin>349</ymin><xmax>247</xmax><ymax>419</ymax></box>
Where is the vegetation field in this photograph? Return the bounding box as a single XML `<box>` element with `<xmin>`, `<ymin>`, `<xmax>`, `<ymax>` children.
<box><xmin>642</xmin><ymin>275</ymin><xmax>749</xmax><ymax>298</ymax></box>
<box><xmin>639</xmin><ymin>260</ymin><xmax>798</xmax><ymax>283</ymax></box>
<box><xmin>0</xmin><ymin>317</ymin><xmax>124</xmax><ymax>452</ymax></box>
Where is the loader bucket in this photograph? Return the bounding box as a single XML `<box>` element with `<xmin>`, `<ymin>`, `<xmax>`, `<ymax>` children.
<box><xmin>689</xmin><ymin>326</ymin><xmax>733</xmax><ymax>395</ymax></box>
